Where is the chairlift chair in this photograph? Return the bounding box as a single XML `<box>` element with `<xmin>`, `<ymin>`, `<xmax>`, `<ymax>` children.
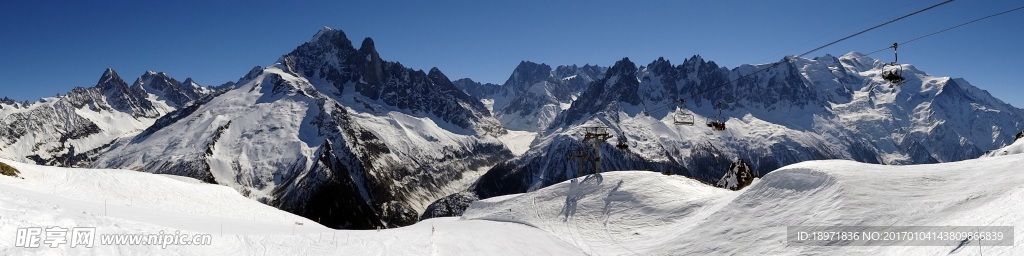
<box><xmin>881</xmin><ymin>64</ymin><xmax>904</xmax><ymax>85</ymax></box>
<box><xmin>615</xmin><ymin>137</ymin><xmax>629</xmax><ymax>150</ymax></box>
<box><xmin>673</xmin><ymin>99</ymin><xmax>695</xmax><ymax>126</ymax></box>
<box><xmin>705</xmin><ymin>101</ymin><xmax>727</xmax><ymax>131</ymax></box>
<box><xmin>706</xmin><ymin>118</ymin><xmax>726</xmax><ymax>131</ymax></box>
<box><xmin>881</xmin><ymin>43</ymin><xmax>906</xmax><ymax>85</ymax></box>
<box><xmin>674</xmin><ymin>110</ymin><xmax>695</xmax><ymax>125</ymax></box>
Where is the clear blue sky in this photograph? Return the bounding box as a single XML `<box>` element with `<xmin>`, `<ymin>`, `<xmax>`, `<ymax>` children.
<box><xmin>2</xmin><ymin>1</ymin><xmax>1022</xmax><ymax>106</ymax></box>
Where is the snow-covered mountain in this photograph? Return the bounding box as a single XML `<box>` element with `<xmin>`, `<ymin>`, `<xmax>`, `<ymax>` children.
<box><xmin>136</xmin><ymin>71</ymin><xmax>213</xmax><ymax>108</ymax></box>
<box><xmin>452</xmin><ymin>78</ymin><xmax>501</xmax><ymax>100</ymax></box>
<box><xmin>455</xmin><ymin>62</ymin><xmax>605</xmax><ymax>132</ymax></box>
<box><xmin>5</xmin><ymin>30</ymin><xmax>1024</xmax><ymax>253</ymax></box>
<box><xmin>469</xmin><ymin>53</ymin><xmax>1024</xmax><ymax>199</ymax></box>
<box><xmin>0</xmin><ymin>69</ymin><xmax>212</xmax><ymax>166</ymax></box>
<box><xmin>91</xmin><ymin>27</ymin><xmax>512</xmax><ymax>229</ymax></box>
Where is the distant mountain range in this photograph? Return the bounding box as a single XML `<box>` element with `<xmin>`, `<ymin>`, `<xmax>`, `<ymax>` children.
<box><xmin>467</xmin><ymin>53</ymin><xmax>1024</xmax><ymax>200</ymax></box>
<box><xmin>2</xmin><ymin>27</ymin><xmax>1022</xmax><ymax>229</ymax></box>
<box><xmin>454</xmin><ymin>62</ymin><xmax>605</xmax><ymax>132</ymax></box>
<box><xmin>0</xmin><ymin>68</ymin><xmax>212</xmax><ymax>166</ymax></box>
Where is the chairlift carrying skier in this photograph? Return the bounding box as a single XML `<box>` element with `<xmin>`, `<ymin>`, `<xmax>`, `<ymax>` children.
<box><xmin>881</xmin><ymin>43</ymin><xmax>905</xmax><ymax>85</ymax></box>
<box><xmin>706</xmin><ymin>101</ymin><xmax>726</xmax><ymax>131</ymax></box>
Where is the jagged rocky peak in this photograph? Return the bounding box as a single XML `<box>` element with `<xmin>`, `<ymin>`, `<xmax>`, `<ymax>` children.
<box><xmin>305</xmin><ymin>26</ymin><xmax>354</xmax><ymax>52</ymax></box>
<box><xmin>453</xmin><ymin>77</ymin><xmax>478</xmax><ymax>86</ymax></box>
<box><xmin>553</xmin><ymin>63</ymin><xmax>605</xmax><ymax>80</ymax></box>
<box><xmin>934</xmin><ymin>78</ymin><xmax>972</xmax><ymax>101</ymax></box>
<box><xmin>679</xmin><ymin>54</ymin><xmax>726</xmax><ymax>74</ymax></box>
<box><xmin>93</xmin><ymin>68</ymin><xmax>147</xmax><ymax>106</ymax></box>
<box><xmin>606</xmin><ymin>57</ymin><xmax>638</xmax><ymax>79</ymax></box>
<box><xmin>452</xmin><ymin>78</ymin><xmax>501</xmax><ymax>99</ymax></box>
<box><xmin>280</xmin><ymin>27</ymin><xmax>360</xmax><ymax>81</ymax></box>
<box><xmin>137</xmin><ymin>71</ymin><xmax>176</xmax><ymax>88</ymax></box>
<box><xmin>550</xmin><ymin>57</ymin><xmax>641</xmax><ymax>128</ymax></box>
<box><xmin>97</xmin><ymin>68</ymin><xmax>157</xmax><ymax>116</ymax></box>
<box><xmin>683</xmin><ymin>54</ymin><xmax>705</xmax><ymax>65</ymax></box>
<box><xmin>237</xmin><ymin>65</ymin><xmax>264</xmax><ymax>85</ymax></box>
<box><xmin>310</xmin><ymin>26</ymin><xmax>339</xmax><ymax>42</ymax></box>
<box><xmin>132</xmin><ymin>71</ymin><xmax>210</xmax><ymax>108</ymax></box>
<box><xmin>358</xmin><ymin>37</ymin><xmax>381</xmax><ymax>65</ymax></box>
<box><xmin>594</xmin><ymin>57</ymin><xmax>642</xmax><ymax>106</ymax></box>
<box><xmin>182</xmin><ymin>77</ymin><xmax>200</xmax><ymax>87</ymax></box>
<box><xmin>359</xmin><ymin>37</ymin><xmax>385</xmax><ymax>85</ymax></box>
<box><xmin>646</xmin><ymin>57</ymin><xmax>674</xmax><ymax>74</ymax></box>
<box><xmin>274</xmin><ymin>27</ymin><xmax>501</xmax><ymax>136</ymax></box>
<box><xmin>97</xmin><ymin>68</ymin><xmax>128</xmax><ymax>90</ymax></box>
<box><xmin>427</xmin><ymin>67</ymin><xmax>447</xmax><ymax>80</ymax></box>
<box><xmin>553</xmin><ymin>64</ymin><xmax>579</xmax><ymax>75</ymax></box>
<box><xmin>515</xmin><ymin>60</ymin><xmax>552</xmax><ymax>74</ymax></box>
<box><xmin>359</xmin><ymin>37</ymin><xmax>377</xmax><ymax>54</ymax></box>
<box><xmin>506</xmin><ymin>61</ymin><xmax>553</xmax><ymax>90</ymax></box>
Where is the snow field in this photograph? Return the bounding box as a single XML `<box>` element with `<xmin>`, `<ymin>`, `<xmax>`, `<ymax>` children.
<box><xmin>5</xmin><ymin>152</ymin><xmax>1024</xmax><ymax>254</ymax></box>
<box><xmin>0</xmin><ymin>159</ymin><xmax>581</xmax><ymax>255</ymax></box>
<box><xmin>984</xmin><ymin>137</ymin><xmax>1024</xmax><ymax>157</ymax></box>
<box><xmin>498</xmin><ymin>130</ymin><xmax>538</xmax><ymax>156</ymax></box>
<box><xmin>464</xmin><ymin>155</ymin><xmax>1024</xmax><ymax>255</ymax></box>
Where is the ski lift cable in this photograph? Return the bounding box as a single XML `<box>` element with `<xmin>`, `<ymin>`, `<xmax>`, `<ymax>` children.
<box><xmin>639</xmin><ymin>1</ymin><xmax>956</xmax><ymax>119</ymax></box>
<box><xmin>764</xmin><ymin>0</ymin><xmax>931</xmax><ymax>60</ymax></box>
<box><xmin>684</xmin><ymin>0</ymin><xmax>956</xmax><ymax>101</ymax></box>
<box><xmin>864</xmin><ymin>5</ymin><xmax>1024</xmax><ymax>56</ymax></box>
<box><xmin>796</xmin><ymin>0</ymin><xmax>955</xmax><ymax>58</ymax></box>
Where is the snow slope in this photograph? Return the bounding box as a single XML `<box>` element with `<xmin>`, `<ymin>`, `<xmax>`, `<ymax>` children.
<box><xmin>0</xmin><ymin>159</ymin><xmax>581</xmax><ymax>255</ymax></box>
<box><xmin>463</xmin><ymin>155</ymin><xmax>1024</xmax><ymax>255</ymax></box>
<box><xmin>5</xmin><ymin>152</ymin><xmax>1024</xmax><ymax>254</ymax></box>
<box><xmin>498</xmin><ymin>130</ymin><xmax>538</xmax><ymax>156</ymax></box>
<box><xmin>984</xmin><ymin>137</ymin><xmax>1024</xmax><ymax>157</ymax></box>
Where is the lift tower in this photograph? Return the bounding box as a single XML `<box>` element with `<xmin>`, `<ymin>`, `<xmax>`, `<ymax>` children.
<box><xmin>569</xmin><ymin>126</ymin><xmax>612</xmax><ymax>178</ymax></box>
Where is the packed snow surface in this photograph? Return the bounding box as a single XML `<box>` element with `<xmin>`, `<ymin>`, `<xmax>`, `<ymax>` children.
<box><xmin>984</xmin><ymin>138</ymin><xmax>1024</xmax><ymax>157</ymax></box>
<box><xmin>463</xmin><ymin>155</ymin><xmax>1024</xmax><ymax>255</ymax></box>
<box><xmin>5</xmin><ymin>153</ymin><xmax>1024</xmax><ymax>255</ymax></box>
<box><xmin>0</xmin><ymin>159</ymin><xmax>579</xmax><ymax>255</ymax></box>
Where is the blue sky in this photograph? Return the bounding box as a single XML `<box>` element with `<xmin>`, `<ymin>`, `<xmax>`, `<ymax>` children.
<box><xmin>2</xmin><ymin>1</ymin><xmax>1022</xmax><ymax>106</ymax></box>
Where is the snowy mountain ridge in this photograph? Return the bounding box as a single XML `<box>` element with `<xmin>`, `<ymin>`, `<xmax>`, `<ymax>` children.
<box><xmin>4</xmin><ymin>26</ymin><xmax>1022</xmax><ymax>235</ymax></box>
<box><xmin>0</xmin><ymin>69</ymin><xmax>212</xmax><ymax>167</ymax></box>
<box><xmin>90</xmin><ymin>27</ymin><xmax>513</xmax><ymax>229</ymax></box>
<box><xmin>469</xmin><ymin>52</ymin><xmax>1024</xmax><ymax>199</ymax></box>
<box><xmin>455</xmin><ymin>61</ymin><xmax>606</xmax><ymax>132</ymax></box>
